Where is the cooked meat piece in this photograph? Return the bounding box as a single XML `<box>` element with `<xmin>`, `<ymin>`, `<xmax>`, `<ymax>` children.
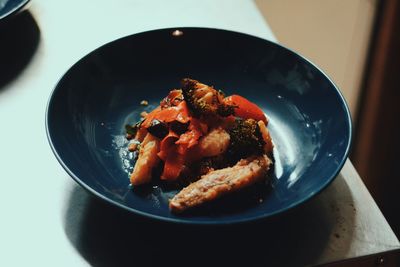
<box><xmin>130</xmin><ymin>133</ymin><xmax>160</xmax><ymax>185</ymax></box>
<box><xmin>197</xmin><ymin>127</ymin><xmax>230</xmax><ymax>158</ymax></box>
<box><xmin>134</xmin><ymin>126</ymin><xmax>147</xmax><ymax>143</ymax></box>
<box><xmin>127</xmin><ymin>126</ymin><xmax>147</xmax><ymax>152</ymax></box>
<box><xmin>169</xmin><ymin>155</ymin><xmax>272</xmax><ymax>213</ymax></box>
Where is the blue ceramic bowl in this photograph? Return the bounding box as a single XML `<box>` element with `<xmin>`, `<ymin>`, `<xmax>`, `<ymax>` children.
<box><xmin>0</xmin><ymin>0</ymin><xmax>29</xmax><ymax>20</ymax></box>
<box><xmin>46</xmin><ymin>28</ymin><xmax>352</xmax><ymax>224</ymax></box>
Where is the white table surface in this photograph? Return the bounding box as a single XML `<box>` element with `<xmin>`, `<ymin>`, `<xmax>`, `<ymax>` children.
<box><xmin>0</xmin><ymin>1</ymin><xmax>399</xmax><ymax>266</ymax></box>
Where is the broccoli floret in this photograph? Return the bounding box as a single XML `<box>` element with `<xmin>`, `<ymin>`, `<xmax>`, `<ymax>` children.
<box><xmin>227</xmin><ymin>118</ymin><xmax>265</xmax><ymax>161</ymax></box>
<box><xmin>196</xmin><ymin>155</ymin><xmax>228</xmax><ymax>175</ymax></box>
<box><xmin>181</xmin><ymin>78</ymin><xmax>235</xmax><ymax>117</ymax></box>
<box><xmin>217</xmin><ymin>103</ymin><xmax>236</xmax><ymax>117</ymax></box>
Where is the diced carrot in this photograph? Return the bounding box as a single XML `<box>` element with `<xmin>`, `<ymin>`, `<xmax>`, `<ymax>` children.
<box><xmin>175</xmin><ymin>118</ymin><xmax>204</xmax><ymax>148</ymax></box>
<box><xmin>158</xmin><ymin>131</ymin><xmax>179</xmax><ymax>161</ymax></box>
<box><xmin>143</xmin><ymin>101</ymin><xmax>191</xmax><ymax>128</ymax></box>
<box><xmin>161</xmin><ymin>153</ymin><xmax>185</xmax><ymax>180</ymax></box>
<box><xmin>177</xmin><ymin>144</ymin><xmax>189</xmax><ymax>155</ymax></box>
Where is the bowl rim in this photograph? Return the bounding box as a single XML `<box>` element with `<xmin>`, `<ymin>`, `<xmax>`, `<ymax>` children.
<box><xmin>0</xmin><ymin>0</ymin><xmax>30</xmax><ymax>21</ymax></box>
<box><xmin>45</xmin><ymin>27</ymin><xmax>353</xmax><ymax>225</ymax></box>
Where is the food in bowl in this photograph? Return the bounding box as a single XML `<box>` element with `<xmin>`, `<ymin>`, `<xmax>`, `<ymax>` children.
<box><xmin>126</xmin><ymin>78</ymin><xmax>274</xmax><ymax>213</ymax></box>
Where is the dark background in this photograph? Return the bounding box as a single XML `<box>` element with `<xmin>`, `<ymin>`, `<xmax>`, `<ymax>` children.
<box><xmin>351</xmin><ymin>0</ymin><xmax>400</xmax><ymax>239</ymax></box>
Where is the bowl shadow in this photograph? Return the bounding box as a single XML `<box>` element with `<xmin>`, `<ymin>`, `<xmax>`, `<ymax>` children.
<box><xmin>63</xmin><ymin>174</ymin><xmax>355</xmax><ymax>267</ymax></box>
<box><xmin>0</xmin><ymin>10</ymin><xmax>40</xmax><ymax>91</ymax></box>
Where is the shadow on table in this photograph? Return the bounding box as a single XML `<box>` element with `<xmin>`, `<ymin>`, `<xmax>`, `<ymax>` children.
<box><xmin>64</xmin><ymin>174</ymin><xmax>355</xmax><ymax>267</ymax></box>
<box><xmin>0</xmin><ymin>10</ymin><xmax>40</xmax><ymax>90</ymax></box>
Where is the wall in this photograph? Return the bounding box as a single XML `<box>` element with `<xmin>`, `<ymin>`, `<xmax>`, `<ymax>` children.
<box><xmin>255</xmin><ymin>0</ymin><xmax>377</xmax><ymax>121</ymax></box>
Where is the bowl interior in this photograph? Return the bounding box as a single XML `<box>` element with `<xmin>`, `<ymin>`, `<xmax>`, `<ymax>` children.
<box><xmin>47</xmin><ymin>28</ymin><xmax>351</xmax><ymax>223</ymax></box>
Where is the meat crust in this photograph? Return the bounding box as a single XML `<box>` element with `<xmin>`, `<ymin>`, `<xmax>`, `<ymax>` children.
<box><xmin>130</xmin><ymin>133</ymin><xmax>160</xmax><ymax>185</ymax></box>
<box><xmin>169</xmin><ymin>155</ymin><xmax>272</xmax><ymax>213</ymax></box>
